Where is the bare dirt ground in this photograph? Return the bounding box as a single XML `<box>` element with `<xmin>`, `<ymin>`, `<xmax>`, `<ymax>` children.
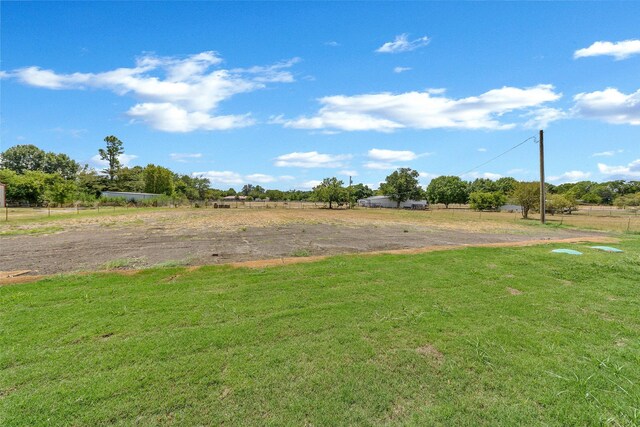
<box><xmin>0</xmin><ymin>208</ymin><xmax>608</xmax><ymax>276</ymax></box>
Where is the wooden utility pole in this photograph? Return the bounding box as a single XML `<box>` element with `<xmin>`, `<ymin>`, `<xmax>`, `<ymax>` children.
<box><xmin>539</xmin><ymin>129</ymin><xmax>546</xmax><ymax>224</ymax></box>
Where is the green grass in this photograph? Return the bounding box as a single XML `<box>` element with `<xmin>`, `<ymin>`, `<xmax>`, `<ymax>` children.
<box><xmin>0</xmin><ymin>226</ymin><xmax>63</xmax><ymax>237</ymax></box>
<box><xmin>290</xmin><ymin>248</ymin><xmax>311</xmax><ymax>257</ymax></box>
<box><xmin>1</xmin><ymin>238</ymin><xmax>639</xmax><ymax>426</ymax></box>
<box><xmin>100</xmin><ymin>257</ymin><xmax>145</xmax><ymax>270</ymax></box>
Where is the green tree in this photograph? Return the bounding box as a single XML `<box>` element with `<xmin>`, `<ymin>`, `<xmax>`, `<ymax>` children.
<box><xmin>380</xmin><ymin>168</ymin><xmax>423</xmax><ymax>208</ymax></box>
<box><xmin>426</xmin><ymin>175</ymin><xmax>469</xmax><ymax>208</ymax></box>
<box><xmin>614</xmin><ymin>193</ymin><xmax>640</xmax><ymax>208</ymax></box>
<box><xmin>495</xmin><ymin>177</ymin><xmax>518</xmax><ymax>195</ymax></box>
<box><xmin>1</xmin><ymin>144</ymin><xmax>80</xmax><ymax>179</ymax></box>
<box><xmin>249</xmin><ymin>185</ymin><xmax>266</xmax><ymax>199</ymax></box>
<box><xmin>0</xmin><ymin>169</ymin><xmax>52</xmax><ymax>205</ymax></box>
<box><xmin>98</xmin><ymin>136</ymin><xmax>124</xmax><ymax>181</ymax></box>
<box><xmin>350</xmin><ymin>183</ymin><xmax>373</xmax><ymax>201</ymax></box>
<box><xmin>265</xmin><ymin>189</ymin><xmax>284</xmax><ymax>201</ymax></box>
<box><xmin>174</xmin><ymin>174</ymin><xmax>210</xmax><ymax>200</ymax></box>
<box><xmin>143</xmin><ymin>164</ymin><xmax>175</xmax><ymax>195</ymax></box>
<box><xmin>43</xmin><ymin>152</ymin><xmax>80</xmax><ymax>179</ymax></box>
<box><xmin>546</xmin><ymin>193</ymin><xmax>577</xmax><ymax>215</ymax></box>
<box><xmin>313</xmin><ymin>177</ymin><xmax>346</xmax><ymax>209</ymax></box>
<box><xmin>113</xmin><ymin>166</ymin><xmax>145</xmax><ymax>192</ymax></box>
<box><xmin>0</xmin><ymin>144</ymin><xmax>47</xmax><ymax>174</ymax></box>
<box><xmin>241</xmin><ymin>184</ymin><xmax>255</xmax><ymax>196</ymax></box>
<box><xmin>469</xmin><ymin>178</ymin><xmax>497</xmax><ymax>194</ymax></box>
<box><xmin>469</xmin><ymin>191</ymin><xmax>506</xmax><ymax>211</ymax></box>
<box><xmin>45</xmin><ymin>180</ymin><xmax>78</xmax><ymax>206</ymax></box>
<box><xmin>77</xmin><ymin>169</ymin><xmax>106</xmax><ymax>198</ymax></box>
<box><xmin>512</xmin><ymin>182</ymin><xmax>540</xmax><ymax>219</ymax></box>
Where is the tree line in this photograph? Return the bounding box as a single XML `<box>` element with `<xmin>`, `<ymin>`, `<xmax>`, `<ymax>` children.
<box><xmin>1</xmin><ymin>136</ymin><xmax>639</xmax><ymax>213</ymax></box>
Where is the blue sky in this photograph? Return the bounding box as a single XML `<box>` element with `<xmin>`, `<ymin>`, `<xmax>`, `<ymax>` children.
<box><xmin>1</xmin><ymin>2</ymin><xmax>639</xmax><ymax>190</ymax></box>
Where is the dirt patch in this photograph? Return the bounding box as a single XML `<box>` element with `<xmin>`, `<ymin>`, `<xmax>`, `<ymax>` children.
<box><xmin>506</xmin><ymin>287</ymin><xmax>523</xmax><ymax>295</ymax></box>
<box><xmin>0</xmin><ymin>270</ymin><xmax>31</xmax><ymax>279</ymax></box>
<box><xmin>0</xmin><ymin>209</ymin><xmax>613</xmax><ymax>277</ymax></box>
<box><xmin>416</xmin><ymin>344</ymin><xmax>444</xmax><ymax>364</ymax></box>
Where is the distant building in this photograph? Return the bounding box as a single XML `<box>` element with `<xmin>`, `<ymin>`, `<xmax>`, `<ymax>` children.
<box><xmin>358</xmin><ymin>195</ymin><xmax>428</xmax><ymax>209</ymax></box>
<box><xmin>101</xmin><ymin>191</ymin><xmax>161</xmax><ymax>202</ymax></box>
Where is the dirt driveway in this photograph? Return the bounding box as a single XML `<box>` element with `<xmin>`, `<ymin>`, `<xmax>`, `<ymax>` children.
<box><xmin>0</xmin><ymin>208</ymin><xmax>606</xmax><ymax>275</ymax></box>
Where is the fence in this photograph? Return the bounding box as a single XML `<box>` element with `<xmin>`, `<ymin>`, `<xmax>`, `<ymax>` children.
<box><xmin>0</xmin><ymin>200</ymin><xmax>335</xmax><ymax>222</ymax></box>
<box><xmin>2</xmin><ymin>202</ymin><xmax>639</xmax><ymax>233</ymax></box>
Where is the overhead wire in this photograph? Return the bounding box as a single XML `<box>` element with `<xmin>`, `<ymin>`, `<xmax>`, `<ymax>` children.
<box><xmin>456</xmin><ymin>135</ymin><xmax>537</xmax><ymax>177</ymax></box>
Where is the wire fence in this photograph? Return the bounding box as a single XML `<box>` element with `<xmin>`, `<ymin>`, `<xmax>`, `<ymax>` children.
<box><xmin>2</xmin><ymin>202</ymin><xmax>639</xmax><ymax>233</ymax></box>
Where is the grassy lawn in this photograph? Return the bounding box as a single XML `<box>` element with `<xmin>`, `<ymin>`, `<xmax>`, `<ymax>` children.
<box><xmin>1</xmin><ymin>238</ymin><xmax>639</xmax><ymax>425</ymax></box>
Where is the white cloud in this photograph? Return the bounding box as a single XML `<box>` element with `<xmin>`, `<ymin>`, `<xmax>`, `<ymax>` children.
<box><xmin>507</xmin><ymin>168</ymin><xmax>528</xmax><ymax>175</ymax></box>
<box><xmin>245</xmin><ymin>173</ymin><xmax>276</xmax><ymax>183</ymax></box>
<box><xmin>363</xmin><ymin>161</ymin><xmax>400</xmax><ymax>170</ymax></box>
<box><xmin>462</xmin><ymin>172</ymin><xmax>503</xmax><ymax>180</ymax></box>
<box><xmin>368</xmin><ymin>148</ymin><xmax>417</xmax><ymax>162</ymax></box>
<box><xmin>274</xmin><ymin>151</ymin><xmax>352</xmax><ymax>168</ymax></box>
<box><xmin>233</xmin><ymin>57</ymin><xmax>301</xmax><ymax>83</ymax></box>
<box><xmin>325</xmin><ymin>41</ymin><xmax>340</xmax><ymax>47</ymax></box>
<box><xmin>477</xmin><ymin>148</ymin><xmax>487</xmax><ymax>152</ymax></box>
<box><xmin>376</xmin><ymin>34</ymin><xmax>430</xmax><ymax>53</ymax></box>
<box><xmin>50</xmin><ymin>127</ymin><xmax>87</xmax><ymax>138</ymax></box>
<box><xmin>339</xmin><ymin>170</ymin><xmax>358</xmax><ymax>177</ymax></box>
<box><xmin>574</xmin><ymin>39</ymin><xmax>640</xmax><ymax>60</ymax></box>
<box><xmin>91</xmin><ymin>153</ymin><xmax>138</xmax><ymax>169</ymax></box>
<box><xmin>393</xmin><ymin>67</ymin><xmax>412</xmax><ymax>73</ymax></box>
<box><xmin>298</xmin><ymin>180</ymin><xmax>322</xmax><ymax>190</ymax></box>
<box><xmin>524</xmin><ymin>107</ymin><xmax>567</xmax><ymax>128</ymax></box>
<box><xmin>191</xmin><ymin>171</ymin><xmax>288</xmax><ymax>186</ymax></box>
<box><xmin>192</xmin><ymin>170</ymin><xmax>244</xmax><ymax>186</ymax></box>
<box><xmin>548</xmin><ymin>170</ymin><xmax>591</xmax><ymax>183</ymax></box>
<box><xmin>592</xmin><ymin>150</ymin><xmax>623</xmax><ymax>157</ymax></box>
<box><xmin>6</xmin><ymin>51</ymin><xmax>297</xmax><ymax>132</ymax></box>
<box><xmin>278</xmin><ymin>84</ymin><xmax>561</xmax><ymax>132</ymax></box>
<box><xmin>170</xmin><ymin>153</ymin><xmax>202</xmax><ymax>162</ymax></box>
<box><xmin>598</xmin><ymin>159</ymin><xmax>640</xmax><ymax>179</ymax></box>
<box><xmin>418</xmin><ymin>171</ymin><xmax>439</xmax><ymax>185</ymax></box>
<box><xmin>572</xmin><ymin>88</ymin><xmax>640</xmax><ymax>125</ymax></box>
<box><xmin>127</xmin><ymin>103</ymin><xmax>254</xmax><ymax>132</ymax></box>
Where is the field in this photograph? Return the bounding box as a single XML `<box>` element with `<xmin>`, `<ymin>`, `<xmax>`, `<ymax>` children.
<box><xmin>1</xmin><ymin>207</ymin><xmax>639</xmax><ymax>425</ymax></box>
<box><xmin>0</xmin><ymin>206</ymin><xmax>626</xmax><ymax>276</ymax></box>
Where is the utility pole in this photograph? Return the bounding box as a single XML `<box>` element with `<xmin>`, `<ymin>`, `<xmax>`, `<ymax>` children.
<box><xmin>539</xmin><ymin>129</ymin><xmax>546</xmax><ymax>224</ymax></box>
<box><xmin>348</xmin><ymin>175</ymin><xmax>353</xmax><ymax>209</ymax></box>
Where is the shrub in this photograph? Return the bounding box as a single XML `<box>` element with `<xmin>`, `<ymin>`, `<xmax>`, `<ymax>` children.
<box><xmin>469</xmin><ymin>191</ymin><xmax>506</xmax><ymax>211</ymax></box>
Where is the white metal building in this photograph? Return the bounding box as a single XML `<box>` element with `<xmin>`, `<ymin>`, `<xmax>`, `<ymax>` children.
<box><xmin>357</xmin><ymin>195</ymin><xmax>428</xmax><ymax>209</ymax></box>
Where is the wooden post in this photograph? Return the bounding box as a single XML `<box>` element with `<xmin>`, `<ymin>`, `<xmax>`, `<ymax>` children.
<box><xmin>539</xmin><ymin>129</ymin><xmax>546</xmax><ymax>224</ymax></box>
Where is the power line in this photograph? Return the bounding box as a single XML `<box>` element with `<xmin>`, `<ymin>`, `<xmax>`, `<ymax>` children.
<box><xmin>456</xmin><ymin>136</ymin><xmax>537</xmax><ymax>177</ymax></box>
